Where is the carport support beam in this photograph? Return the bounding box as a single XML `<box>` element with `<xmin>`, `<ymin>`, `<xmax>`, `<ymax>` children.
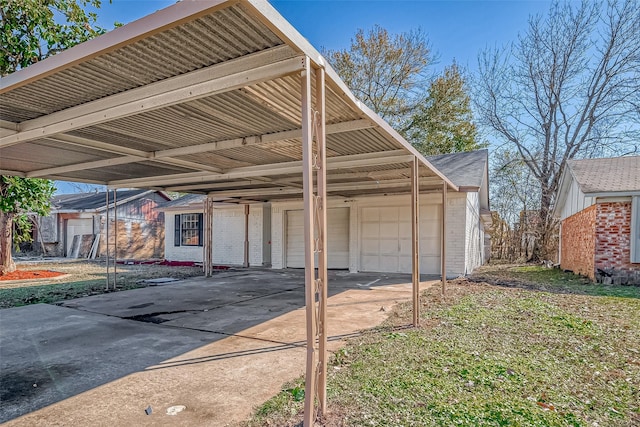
<box><xmin>316</xmin><ymin>66</ymin><xmax>329</xmax><ymax>416</ymax></box>
<box><xmin>113</xmin><ymin>189</ymin><xmax>117</xmax><ymax>289</ymax></box>
<box><xmin>301</xmin><ymin>57</ymin><xmax>328</xmax><ymax>426</ymax></box>
<box><xmin>243</xmin><ymin>204</ymin><xmax>250</xmax><ymax>268</ymax></box>
<box><xmin>105</xmin><ymin>189</ymin><xmax>110</xmax><ymax>290</ymax></box>
<box><xmin>411</xmin><ymin>157</ymin><xmax>420</xmax><ymax>327</ymax></box>
<box><xmin>203</xmin><ymin>197</ymin><xmax>214</xmax><ymax>277</ymax></box>
<box><xmin>442</xmin><ymin>182</ymin><xmax>447</xmax><ymax>297</ymax></box>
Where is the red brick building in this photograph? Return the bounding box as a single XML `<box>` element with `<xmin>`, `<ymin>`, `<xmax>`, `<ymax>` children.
<box><xmin>553</xmin><ymin>156</ymin><xmax>640</xmax><ymax>285</ymax></box>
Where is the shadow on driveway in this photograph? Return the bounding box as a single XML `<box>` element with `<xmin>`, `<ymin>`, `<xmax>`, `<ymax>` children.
<box><xmin>0</xmin><ymin>268</ymin><xmax>427</xmax><ymax>423</ymax></box>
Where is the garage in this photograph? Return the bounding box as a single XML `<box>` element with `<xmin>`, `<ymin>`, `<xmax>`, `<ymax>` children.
<box><xmin>360</xmin><ymin>204</ymin><xmax>441</xmax><ymax>274</ymax></box>
<box><xmin>65</xmin><ymin>218</ymin><xmax>93</xmax><ymax>257</ymax></box>
<box><xmin>285</xmin><ymin>207</ymin><xmax>349</xmax><ymax>269</ymax></box>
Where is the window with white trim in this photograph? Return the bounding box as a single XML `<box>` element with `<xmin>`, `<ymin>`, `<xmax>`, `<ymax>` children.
<box><xmin>174</xmin><ymin>213</ymin><xmax>203</xmax><ymax>246</ymax></box>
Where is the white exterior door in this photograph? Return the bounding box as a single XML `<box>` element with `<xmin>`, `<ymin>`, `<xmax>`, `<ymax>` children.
<box><xmin>286</xmin><ymin>208</ymin><xmax>350</xmax><ymax>269</ymax></box>
<box><xmin>360</xmin><ymin>205</ymin><xmax>441</xmax><ymax>274</ymax></box>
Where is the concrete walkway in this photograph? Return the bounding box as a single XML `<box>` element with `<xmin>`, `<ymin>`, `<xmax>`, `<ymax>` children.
<box><xmin>0</xmin><ymin>269</ymin><xmax>435</xmax><ymax>426</ymax></box>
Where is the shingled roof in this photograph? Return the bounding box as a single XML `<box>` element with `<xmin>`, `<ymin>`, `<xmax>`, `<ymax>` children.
<box><xmin>568</xmin><ymin>156</ymin><xmax>640</xmax><ymax>194</ymax></box>
<box><xmin>51</xmin><ymin>189</ymin><xmax>162</xmax><ymax>211</ymax></box>
<box><xmin>427</xmin><ymin>149</ymin><xmax>488</xmax><ymax>190</ymax></box>
<box><xmin>158</xmin><ymin>193</ymin><xmax>206</xmax><ymax>209</ymax></box>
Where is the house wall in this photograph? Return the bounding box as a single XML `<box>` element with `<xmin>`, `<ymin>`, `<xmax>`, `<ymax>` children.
<box><xmin>445</xmin><ymin>193</ymin><xmax>467</xmax><ymax>277</ymax></box>
<box><xmin>464</xmin><ymin>192</ymin><xmax>484</xmax><ymax>275</ymax></box>
<box><xmin>560</xmin><ymin>204</ymin><xmax>596</xmax><ymax>279</ymax></box>
<box><xmin>559</xmin><ymin>178</ymin><xmax>596</xmax><ymax>220</ymax></box>
<box><xmin>102</xmin><ymin>217</ymin><xmax>165</xmax><ymax>260</ymax></box>
<box><xmin>594</xmin><ymin>201</ymin><xmax>640</xmax><ymax>284</ymax></box>
<box><xmin>99</xmin><ymin>196</ymin><xmax>166</xmax><ymax>260</ymax></box>
<box><xmin>37</xmin><ymin>212</ymin><xmax>95</xmax><ymax>257</ymax></box>
<box><xmin>211</xmin><ymin>206</ymin><xmax>263</xmax><ymax>266</ymax></box>
<box><xmin>163</xmin><ymin>192</ymin><xmax>485</xmax><ymax>276</ymax></box>
<box><xmin>164</xmin><ymin>204</ymin><xmax>263</xmax><ymax>265</ymax></box>
<box><xmin>165</xmin><ymin>214</ymin><xmax>203</xmax><ymax>262</ymax></box>
<box><xmin>271</xmin><ymin>193</ymin><xmax>474</xmax><ymax>277</ymax></box>
<box><xmin>37</xmin><ymin>194</ymin><xmax>166</xmax><ymax>259</ymax></box>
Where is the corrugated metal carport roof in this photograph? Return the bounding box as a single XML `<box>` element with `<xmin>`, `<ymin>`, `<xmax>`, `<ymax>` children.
<box><xmin>0</xmin><ymin>0</ymin><xmax>456</xmax><ymax>200</ymax></box>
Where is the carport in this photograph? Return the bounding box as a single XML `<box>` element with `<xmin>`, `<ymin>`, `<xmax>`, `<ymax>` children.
<box><xmin>0</xmin><ymin>1</ymin><xmax>457</xmax><ymax>424</ymax></box>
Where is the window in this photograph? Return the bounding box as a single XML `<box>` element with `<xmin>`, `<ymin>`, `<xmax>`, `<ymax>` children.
<box><xmin>174</xmin><ymin>213</ymin><xmax>203</xmax><ymax>246</ymax></box>
<box><xmin>632</xmin><ymin>196</ymin><xmax>640</xmax><ymax>263</ymax></box>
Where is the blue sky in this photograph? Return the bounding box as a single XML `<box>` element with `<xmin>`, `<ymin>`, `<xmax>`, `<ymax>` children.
<box><xmin>56</xmin><ymin>0</ymin><xmax>550</xmax><ymax>194</ymax></box>
<box><xmin>94</xmin><ymin>0</ymin><xmax>551</xmax><ymax>71</ymax></box>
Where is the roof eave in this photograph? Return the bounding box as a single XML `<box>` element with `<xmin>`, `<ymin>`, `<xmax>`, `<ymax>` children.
<box><xmin>0</xmin><ymin>0</ymin><xmax>231</xmax><ymax>94</ymax></box>
<box><xmin>588</xmin><ymin>191</ymin><xmax>640</xmax><ymax>198</ymax></box>
<box><xmin>240</xmin><ymin>0</ymin><xmax>459</xmax><ymax>192</ymax></box>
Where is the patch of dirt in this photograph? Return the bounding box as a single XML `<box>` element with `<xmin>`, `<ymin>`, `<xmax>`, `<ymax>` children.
<box><xmin>0</xmin><ymin>270</ymin><xmax>65</xmax><ymax>281</ymax></box>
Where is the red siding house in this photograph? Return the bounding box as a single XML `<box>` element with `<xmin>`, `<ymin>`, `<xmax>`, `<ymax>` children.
<box><xmin>553</xmin><ymin>156</ymin><xmax>640</xmax><ymax>284</ymax></box>
<box><xmin>37</xmin><ymin>190</ymin><xmax>170</xmax><ymax>259</ymax></box>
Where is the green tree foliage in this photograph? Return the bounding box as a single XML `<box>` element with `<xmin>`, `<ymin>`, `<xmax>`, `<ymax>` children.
<box><xmin>324</xmin><ymin>25</ymin><xmax>433</xmax><ymax>129</ymax></box>
<box><xmin>0</xmin><ymin>177</ymin><xmax>56</xmax><ymax>274</ymax></box>
<box><xmin>1</xmin><ymin>0</ymin><xmax>106</xmax><ymax>75</ymax></box>
<box><xmin>405</xmin><ymin>63</ymin><xmax>485</xmax><ymax>155</ymax></box>
<box><xmin>325</xmin><ymin>26</ymin><xmax>482</xmax><ymax>156</ymax></box>
<box><xmin>0</xmin><ymin>0</ymin><xmax>108</xmax><ymax>273</ymax></box>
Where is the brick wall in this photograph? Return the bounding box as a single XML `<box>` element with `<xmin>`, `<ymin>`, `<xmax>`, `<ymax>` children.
<box><xmin>561</xmin><ymin>204</ymin><xmax>596</xmax><ymax>279</ymax></box>
<box><xmin>594</xmin><ymin>202</ymin><xmax>640</xmax><ymax>285</ymax></box>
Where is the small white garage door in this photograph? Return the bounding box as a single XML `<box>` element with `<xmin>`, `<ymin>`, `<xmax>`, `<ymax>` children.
<box><xmin>360</xmin><ymin>205</ymin><xmax>441</xmax><ymax>274</ymax></box>
<box><xmin>66</xmin><ymin>218</ymin><xmax>93</xmax><ymax>256</ymax></box>
<box><xmin>286</xmin><ymin>208</ymin><xmax>349</xmax><ymax>269</ymax></box>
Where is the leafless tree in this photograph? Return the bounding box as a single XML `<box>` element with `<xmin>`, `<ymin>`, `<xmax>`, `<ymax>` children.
<box><xmin>489</xmin><ymin>148</ymin><xmax>542</xmax><ymax>261</ymax></box>
<box><xmin>475</xmin><ymin>0</ymin><xmax>640</xmax><ymax>260</ymax></box>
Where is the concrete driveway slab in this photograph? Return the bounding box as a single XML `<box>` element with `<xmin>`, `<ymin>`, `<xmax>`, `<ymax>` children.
<box><xmin>0</xmin><ymin>304</ymin><xmax>223</xmax><ymax>424</ymax></box>
<box><xmin>1</xmin><ymin>269</ymin><xmax>434</xmax><ymax>426</ymax></box>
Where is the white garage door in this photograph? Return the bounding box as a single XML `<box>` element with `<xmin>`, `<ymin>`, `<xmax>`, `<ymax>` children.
<box><xmin>286</xmin><ymin>208</ymin><xmax>350</xmax><ymax>269</ymax></box>
<box><xmin>360</xmin><ymin>205</ymin><xmax>441</xmax><ymax>274</ymax></box>
<box><xmin>66</xmin><ymin>218</ymin><xmax>93</xmax><ymax>256</ymax></box>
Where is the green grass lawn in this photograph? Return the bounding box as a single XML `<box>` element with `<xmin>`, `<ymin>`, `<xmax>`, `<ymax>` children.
<box><xmin>0</xmin><ymin>279</ymin><xmax>143</xmax><ymax>308</ymax></box>
<box><xmin>0</xmin><ymin>261</ymin><xmax>203</xmax><ymax>308</ymax></box>
<box><xmin>246</xmin><ymin>266</ymin><xmax>640</xmax><ymax>426</ymax></box>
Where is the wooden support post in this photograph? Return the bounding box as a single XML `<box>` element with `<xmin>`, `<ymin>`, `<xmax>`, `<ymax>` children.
<box><xmin>441</xmin><ymin>182</ymin><xmax>447</xmax><ymax>297</ymax></box>
<box><xmin>113</xmin><ymin>189</ymin><xmax>117</xmax><ymax>289</ymax></box>
<box><xmin>203</xmin><ymin>198</ymin><xmax>207</xmax><ymax>276</ymax></box>
<box><xmin>243</xmin><ymin>204</ymin><xmax>250</xmax><ymax>268</ymax></box>
<box><xmin>209</xmin><ymin>198</ymin><xmax>214</xmax><ymax>276</ymax></box>
<box><xmin>203</xmin><ymin>197</ymin><xmax>213</xmax><ymax>277</ymax></box>
<box><xmin>316</xmin><ymin>66</ymin><xmax>328</xmax><ymax>416</ymax></box>
<box><xmin>300</xmin><ymin>58</ymin><xmax>329</xmax><ymax>426</ymax></box>
<box><xmin>105</xmin><ymin>189</ymin><xmax>110</xmax><ymax>290</ymax></box>
<box><xmin>411</xmin><ymin>157</ymin><xmax>420</xmax><ymax>327</ymax></box>
<box><xmin>301</xmin><ymin>56</ymin><xmax>317</xmax><ymax>427</ymax></box>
